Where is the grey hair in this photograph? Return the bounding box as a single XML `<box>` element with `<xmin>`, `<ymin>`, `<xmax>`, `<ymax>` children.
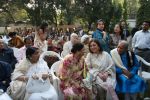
<box><xmin>71</xmin><ymin>33</ymin><xmax>78</xmax><ymax>38</ymax></box>
<box><xmin>118</xmin><ymin>40</ymin><xmax>128</xmax><ymax>49</ymax></box>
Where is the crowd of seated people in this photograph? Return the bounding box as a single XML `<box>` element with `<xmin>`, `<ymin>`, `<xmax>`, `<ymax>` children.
<box><xmin>0</xmin><ymin>20</ymin><xmax>149</xmax><ymax>100</ymax></box>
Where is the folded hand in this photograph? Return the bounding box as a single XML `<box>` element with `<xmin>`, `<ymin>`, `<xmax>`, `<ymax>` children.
<box><xmin>42</xmin><ymin>73</ymin><xmax>49</xmax><ymax>80</ymax></box>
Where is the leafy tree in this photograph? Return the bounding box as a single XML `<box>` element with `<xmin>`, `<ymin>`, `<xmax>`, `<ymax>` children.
<box><xmin>57</xmin><ymin>0</ymin><xmax>77</xmax><ymax>25</ymax></box>
<box><xmin>109</xmin><ymin>2</ymin><xmax>122</xmax><ymax>32</ymax></box>
<box><xmin>123</xmin><ymin>0</ymin><xmax>127</xmax><ymax>21</ymax></box>
<box><xmin>137</xmin><ymin>0</ymin><xmax>150</xmax><ymax>26</ymax></box>
<box><xmin>14</xmin><ymin>0</ymin><xmax>58</xmax><ymax>26</ymax></box>
<box><xmin>75</xmin><ymin>0</ymin><xmax>113</xmax><ymax>31</ymax></box>
<box><xmin>0</xmin><ymin>1</ymin><xmax>29</xmax><ymax>26</ymax></box>
<box><xmin>0</xmin><ymin>1</ymin><xmax>16</xmax><ymax>24</ymax></box>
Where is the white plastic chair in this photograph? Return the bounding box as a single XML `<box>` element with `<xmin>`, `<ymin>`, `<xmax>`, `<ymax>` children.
<box><xmin>50</xmin><ymin>61</ymin><xmax>64</xmax><ymax>100</ymax></box>
<box><xmin>136</xmin><ymin>55</ymin><xmax>150</xmax><ymax>81</ymax></box>
<box><xmin>136</xmin><ymin>55</ymin><xmax>150</xmax><ymax>100</ymax></box>
<box><xmin>41</xmin><ymin>51</ymin><xmax>63</xmax><ymax>60</ymax></box>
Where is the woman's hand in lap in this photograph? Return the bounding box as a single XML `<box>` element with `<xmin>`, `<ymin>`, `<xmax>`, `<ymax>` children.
<box><xmin>42</xmin><ymin>73</ymin><xmax>49</xmax><ymax>80</ymax></box>
<box><xmin>32</xmin><ymin>74</ymin><xmax>39</xmax><ymax>80</ymax></box>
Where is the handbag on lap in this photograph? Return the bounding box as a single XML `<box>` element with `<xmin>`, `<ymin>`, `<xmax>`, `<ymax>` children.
<box><xmin>26</xmin><ymin>77</ymin><xmax>51</xmax><ymax>93</ymax></box>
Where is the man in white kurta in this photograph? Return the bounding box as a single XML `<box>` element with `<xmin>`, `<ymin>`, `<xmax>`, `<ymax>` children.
<box><xmin>61</xmin><ymin>33</ymin><xmax>79</xmax><ymax>58</ymax></box>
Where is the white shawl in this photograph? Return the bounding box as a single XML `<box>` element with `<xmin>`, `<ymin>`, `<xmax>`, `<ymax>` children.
<box><xmin>85</xmin><ymin>52</ymin><xmax>116</xmax><ymax>88</ymax></box>
<box><xmin>110</xmin><ymin>48</ymin><xmax>127</xmax><ymax>70</ymax></box>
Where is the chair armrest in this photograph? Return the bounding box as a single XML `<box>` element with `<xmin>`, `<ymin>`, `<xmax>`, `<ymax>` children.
<box><xmin>135</xmin><ymin>55</ymin><xmax>150</xmax><ymax>66</ymax></box>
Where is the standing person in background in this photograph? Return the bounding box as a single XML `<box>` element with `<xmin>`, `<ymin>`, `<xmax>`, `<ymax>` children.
<box><xmin>110</xmin><ymin>24</ymin><xmax>124</xmax><ymax>50</ymax></box>
<box><xmin>120</xmin><ymin>20</ymin><xmax>130</xmax><ymax>40</ymax></box>
<box><xmin>34</xmin><ymin>23</ymin><xmax>48</xmax><ymax>52</ymax></box>
<box><xmin>132</xmin><ymin>21</ymin><xmax>150</xmax><ymax>72</ymax></box>
<box><xmin>92</xmin><ymin>19</ymin><xmax>110</xmax><ymax>53</ymax></box>
<box><xmin>120</xmin><ymin>20</ymin><xmax>132</xmax><ymax>49</ymax></box>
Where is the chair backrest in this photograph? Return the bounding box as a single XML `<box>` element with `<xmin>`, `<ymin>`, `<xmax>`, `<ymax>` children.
<box><xmin>41</xmin><ymin>51</ymin><xmax>62</xmax><ymax>60</ymax></box>
<box><xmin>135</xmin><ymin>55</ymin><xmax>150</xmax><ymax>77</ymax></box>
<box><xmin>51</xmin><ymin>60</ymin><xmax>62</xmax><ymax>76</ymax></box>
<box><xmin>50</xmin><ymin>60</ymin><xmax>64</xmax><ymax>100</ymax></box>
<box><xmin>41</xmin><ymin>51</ymin><xmax>63</xmax><ymax>68</ymax></box>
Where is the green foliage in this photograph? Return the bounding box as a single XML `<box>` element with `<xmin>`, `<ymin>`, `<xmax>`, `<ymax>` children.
<box><xmin>123</xmin><ymin>0</ymin><xmax>127</xmax><ymax>21</ymax></box>
<box><xmin>0</xmin><ymin>0</ymin><xmax>125</xmax><ymax>29</ymax></box>
<box><xmin>126</xmin><ymin>0</ymin><xmax>139</xmax><ymax>19</ymax></box>
<box><xmin>109</xmin><ymin>3</ymin><xmax>122</xmax><ymax>32</ymax></box>
<box><xmin>75</xmin><ymin>0</ymin><xmax>114</xmax><ymax>31</ymax></box>
<box><xmin>137</xmin><ymin>0</ymin><xmax>150</xmax><ymax>26</ymax></box>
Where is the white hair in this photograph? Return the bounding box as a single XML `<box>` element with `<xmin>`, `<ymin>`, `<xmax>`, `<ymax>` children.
<box><xmin>81</xmin><ymin>35</ymin><xmax>89</xmax><ymax>43</ymax></box>
<box><xmin>71</xmin><ymin>33</ymin><xmax>78</xmax><ymax>38</ymax></box>
<box><xmin>118</xmin><ymin>40</ymin><xmax>128</xmax><ymax>49</ymax></box>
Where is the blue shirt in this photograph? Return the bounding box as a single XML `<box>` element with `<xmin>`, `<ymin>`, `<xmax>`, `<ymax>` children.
<box><xmin>92</xmin><ymin>29</ymin><xmax>110</xmax><ymax>53</ymax></box>
<box><xmin>0</xmin><ymin>48</ymin><xmax>17</xmax><ymax>70</ymax></box>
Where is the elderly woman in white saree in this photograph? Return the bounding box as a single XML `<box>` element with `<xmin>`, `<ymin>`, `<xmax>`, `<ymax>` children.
<box><xmin>85</xmin><ymin>39</ymin><xmax>118</xmax><ymax>100</ymax></box>
<box><xmin>10</xmin><ymin>47</ymin><xmax>58</xmax><ymax>100</ymax></box>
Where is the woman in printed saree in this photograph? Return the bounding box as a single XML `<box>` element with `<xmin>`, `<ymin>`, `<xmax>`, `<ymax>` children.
<box><xmin>10</xmin><ymin>47</ymin><xmax>58</xmax><ymax>100</ymax></box>
<box><xmin>59</xmin><ymin>43</ymin><xmax>92</xmax><ymax>100</ymax></box>
<box><xmin>85</xmin><ymin>39</ymin><xmax>118</xmax><ymax>100</ymax></box>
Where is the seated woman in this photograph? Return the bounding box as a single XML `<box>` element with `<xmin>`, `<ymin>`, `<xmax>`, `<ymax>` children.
<box><xmin>85</xmin><ymin>39</ymin><xmax>118</xmax><ymax>100</ymax></box>
<box><xmin>59</xmin><ymin>43</ymin><xmax>92</xmax><ymax>100</ymax></box>
<box><xmin>10</xmin><ymin>46</ymin><xmax>58</xmax><ymax>100</ymax></box>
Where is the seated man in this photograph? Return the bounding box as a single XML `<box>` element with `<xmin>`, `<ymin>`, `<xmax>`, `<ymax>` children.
<box><xmin>0</xmin><ymin>39</ymin><xmax>17</xmax><ymax>70</ymax></box>
<box><xmin>111</xmin><ymin>40</ymin><xmax>146</xmax><ymax>100</ymax></box>
<box><xmin>0</xmin><ymin>61</ymin><xmax>12</xmax><ymax>92</ymax></box>
<box><xmin>61</xmin><ymin>33</ymin><xmax>79</xmax><ymax>58</ymax></box>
